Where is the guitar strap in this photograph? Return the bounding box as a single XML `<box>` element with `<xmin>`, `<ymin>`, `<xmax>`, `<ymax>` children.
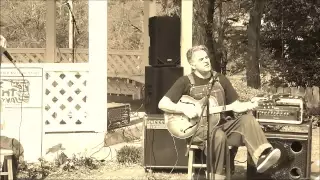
<box><xmin>210</xmin><ymin>71</ymin><xmax>220</xmax><ymax>85</ymax></box>
<box><xmin>185</xmin><ymin>71</ymin><xmax>220</xmax><ymax>146</ymax></box>
<box><xmin>187</xmin><ymin>73</ymin><xmax>195</xmax><ymax>87</ymax></box>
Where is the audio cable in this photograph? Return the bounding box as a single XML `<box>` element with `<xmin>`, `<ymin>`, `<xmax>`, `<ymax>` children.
<box><xmin>169</xmin><ymin>134</ymin><xmax>178</xmax><ymax>174</ymax></box>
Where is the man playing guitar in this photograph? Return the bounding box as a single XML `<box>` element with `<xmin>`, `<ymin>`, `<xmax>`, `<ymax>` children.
<box><xmin>158</xmin><ymin>45</ymin><xmax>281</xmax><ymax>179</ymax></box>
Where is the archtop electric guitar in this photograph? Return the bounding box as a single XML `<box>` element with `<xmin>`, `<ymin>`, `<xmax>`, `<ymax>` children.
<box><xmin>164</xmin><ymin>95</ymin><xmax>258</xmax><ymax>139</ymax></box>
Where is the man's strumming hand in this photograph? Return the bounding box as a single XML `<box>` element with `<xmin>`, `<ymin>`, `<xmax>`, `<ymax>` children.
<box><xmin>179</xmin><ymin>103</ymin><xmax>202</xmax><ymax>119</ymax></box>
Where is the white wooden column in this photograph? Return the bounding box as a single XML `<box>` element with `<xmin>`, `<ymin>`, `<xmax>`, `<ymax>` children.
<box><xmin>180</xmin><ymin>0</ymin><xmax>193</xmax><ymax>75</ymax></box>
<box><xmin>45</xmin><ymin>0</ymin><xmax>56</xmax><ymax>63</ymax></box>
<box><xmin>88</xmin><ymin>0</ymin><xmax>108</xmax><ymax>132</ymax></box>
<box><xmin>143</xmin><ymin>0</ymin><xmax>156</xmax><ymax>69</ymax></box>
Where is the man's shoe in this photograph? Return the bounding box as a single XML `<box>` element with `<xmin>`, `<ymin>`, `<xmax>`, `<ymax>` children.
<box><xmin>257</xmin><ymin>148</ymin><xmax>281</xmax><ymax>173</ymax></box>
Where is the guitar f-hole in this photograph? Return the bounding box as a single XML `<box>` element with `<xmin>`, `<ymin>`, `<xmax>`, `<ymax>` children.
<box><xmin>180</xmin><ymin>100</ymin><xmax>195</xmax><ymax>106</ymax></box>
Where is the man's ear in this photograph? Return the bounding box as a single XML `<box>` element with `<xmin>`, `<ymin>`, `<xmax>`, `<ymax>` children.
<box><xmin>189</xmin><ymin>62</ymin><xmax>196</xmax><ymax>70</ymax></box>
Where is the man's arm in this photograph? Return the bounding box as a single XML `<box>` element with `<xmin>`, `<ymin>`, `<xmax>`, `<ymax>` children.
<box><xmin>208</xmin><ymin>99</ymin><xmax>255</xmax><ymax>114</ymax></box>
<box><xmin>159</xmin><ymin>95</ymin><xmax>201</xmax><ymax>119</ymax></box>
<box><xmin>158</xmin><ymin>96</ymin><xmax>184</xmax><ymax>114</ymax></box>
<box><xmin>228</xmin><ymin>100</ymin><xmax>256</xmax><ymax>113</ymax></box>
<box><xmin>219</xmin><ymin>74</ymin><xmax>257</xmax><ymax>113</ymax></box>
<box><xmin>158</xmin><ymin>76</ymin><xmax>189</xmax><ymax>114</ymax></box>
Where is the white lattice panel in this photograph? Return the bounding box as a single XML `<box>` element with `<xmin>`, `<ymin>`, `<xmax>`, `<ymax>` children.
<box><xmin>44</xmin><ymin>71</ymin><xmax>90</xmax><ymax>132</ymax></box>
<box><xmin>107</xmin><ymin>77</ymin><xmax>143</xmax><ymax>99</ymax></box>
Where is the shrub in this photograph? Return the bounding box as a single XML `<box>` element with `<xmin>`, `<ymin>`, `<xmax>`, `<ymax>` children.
<box><xmin>116</xmin><ymin>145</ymin><xmax>142</xmax><ymax>165</ymax></box>
<box><xmin>17</xmin><ymin>158</ymin><xmax>56</xmax><ymax>180</ymax></box>
<box><xmin>228</xmin><ymin>76</ymin><xmax>269</xmax><ymax>101</ymax></box>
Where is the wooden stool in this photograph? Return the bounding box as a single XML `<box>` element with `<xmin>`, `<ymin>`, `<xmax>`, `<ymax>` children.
<box><xmin>0</xmin><ymin>149</ymin><xmax>14</xmax><ymax>180</ymax></box>
<box><xmin>187</xmin><ymin>145</ymin><xmax>231</xmax><ymax>180</ymax></box>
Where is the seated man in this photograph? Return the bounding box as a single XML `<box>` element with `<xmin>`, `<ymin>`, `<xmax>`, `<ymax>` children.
<box><xmin>158</xmin><ymin>45</ymin><xmax>281</xmax><ymax>179</ymax></box>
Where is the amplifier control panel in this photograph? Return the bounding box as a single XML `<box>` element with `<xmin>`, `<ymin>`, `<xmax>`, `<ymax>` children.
<box><xmin>253</xmin><ymin>96</ymin><xmax>304</xmax><ymax>124</ymax></box>
<box><xmin>145</xmin><ymin>114</ymin><xmax>167</xmax><ymax>129</ymax></box>
<box><xmin>255</xmin><ymin>106</ymin><xmax>300</xmax><ymax>121</ymax></box>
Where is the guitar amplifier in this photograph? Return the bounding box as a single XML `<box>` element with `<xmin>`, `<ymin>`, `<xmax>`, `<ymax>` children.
<box><xmin>247</xmin><ymin>130</ymin><xmax>312</xmax><ymax>180</ymax></box>
<box><xmin>143</xmin><ymin>114</ymin><xmax>189</xmax><ymax>170</ymax></box>
<box><xmin>107</xmin><ymin>103</ymin><xmax>130</xmax><ymax>131</ymax></box>
<box><xmin>253</xmin><ymin>97</ymin><xmax>304</xmax><ymax>124</ymax></box>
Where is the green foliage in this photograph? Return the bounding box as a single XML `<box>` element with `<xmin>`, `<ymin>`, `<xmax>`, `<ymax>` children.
<box><xmin>0</xmin><ymin>0</ymin><xmax>143</xmax><ymax>49</ymax></box>
<box><xmin>229</xmin><ymin>76</ymin><xmax>268</xmax><ymax>101</ymax></box>
<box><xmin>0</xmin><ymin>0</ymin><xmax>47</xmax><ymax>48</ymax></box>
<box><xmin>107</xmin><ymin>1</ymin><xmax>143</xmax><ymax>50</ymax></box>
<box><xmin>0</xmin><ymin>0</ymin><xmax>88</xmax><ymax>48</ymax></box>
<box><xmin>55</xmin><ymin>152</ymin><xmax>102</xmax><ymax>171</ymax></box>
<box><xmin>261</xmin><ymin>0</ymin><xmax>320</xmax><ymax>86</ymax></box>
<box><xmin>18</xmin><ymin>158</ymin><xmax>56</xmax><ymax>180</ymax></box>
<box><xmin>116</xmin><ymin>145</ymin><xmax>142</xmax><ymax>165</ymax></box>
<box><xmin>17</xmin><ymin>153</ymin><xmax>103</xmax><ymax>179</ymax></box>
<box><xmin>1</xmin><ymin>0</ymin><xmax>320</xmax><ymax>86</ymax></box>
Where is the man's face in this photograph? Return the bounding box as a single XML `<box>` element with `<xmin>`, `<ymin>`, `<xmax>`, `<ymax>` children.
<box><xmin>190</xmin><ymin>50</ymin><xmax>211</xmax><ymax>72</ymax></box>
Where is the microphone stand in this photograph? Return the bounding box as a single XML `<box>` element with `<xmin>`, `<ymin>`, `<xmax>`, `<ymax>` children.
<box><xmin>185</xmin><ymin>72</ymin><xmax>218</xmax><ymax>180</ymax></box>
<box><xmin>65</xmin><ymin>2</ymin><xmax>80</xmax><ymax>63</ymax></box>
<box><xmin>205</xmin><ymin>75</ymin><xmax>218</xmax><ymax>180</ymax></box>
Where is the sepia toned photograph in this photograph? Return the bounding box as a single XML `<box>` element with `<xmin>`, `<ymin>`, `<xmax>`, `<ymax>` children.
<box><xmin>0</xmin><ymin>0</ymin><xmax>319</xmax><ymax>179</ymax></box>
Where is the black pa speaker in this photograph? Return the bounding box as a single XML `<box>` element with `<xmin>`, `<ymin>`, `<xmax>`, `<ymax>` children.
<box><xmin>149</xmin><ymin>16</ymin><xmax>181</xmax><ymax>66</ymax></box>
<box><xmin>247</xmin><ymin>132</ymin><xmax>311</xmax><ymax>180</ymax></box>
<box><xmin>143</xmin><ymin>114</ymin><xmax>189</xmax><ymax>170</ymax></box>
<box><xmin>144</xmin><ymin>66</ymin><xmax>183</xmax><ymax>114</ymax></box>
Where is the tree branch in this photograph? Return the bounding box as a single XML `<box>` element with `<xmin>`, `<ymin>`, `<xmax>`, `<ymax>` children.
<box><xmin>130</xmin><ymin>24</ymin><xmax>143</xmax><ymax>33</ymax></box>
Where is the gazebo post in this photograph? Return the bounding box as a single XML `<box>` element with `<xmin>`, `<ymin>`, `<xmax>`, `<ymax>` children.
<box><xmin>180</xmin><ymin>0</ymin><xmax>193</xmax><ymax>75</ymax></box>
<box><xmin>88</xmin><ymin>0</ymin><xmax>108</xmax><ymax>132</ymax></box>
<box><xmin>45</xmin><ymin>0</ymin><xmax>56</xmax><ymax>63</ymax></box>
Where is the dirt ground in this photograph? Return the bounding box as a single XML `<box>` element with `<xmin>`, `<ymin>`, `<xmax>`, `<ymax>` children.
<box><xmin>43</xmin><ymin>128</ymin><xmax>320</xmax><ymax>180</ymax></box>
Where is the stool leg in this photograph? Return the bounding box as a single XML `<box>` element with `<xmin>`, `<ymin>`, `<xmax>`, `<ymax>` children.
<box><xmin>187</xmin><ymin>150</ymin><xmax>194</xmax><ymax>180</ymax></box>
<box><xmin>226</xmin><ymin>147</ymin><xmax>231</xmax><ymax>180</ymax></box>
<box><xmin>7</xmin><ymin>156</ymin><xmax>13</xmax><ymax>180</ymax></box>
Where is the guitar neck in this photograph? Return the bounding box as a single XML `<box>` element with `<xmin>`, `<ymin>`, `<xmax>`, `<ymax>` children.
<box><xmin>208</xmin><ymin>104</ymin><xmax>234</xmax><ymax>114</ymax></box>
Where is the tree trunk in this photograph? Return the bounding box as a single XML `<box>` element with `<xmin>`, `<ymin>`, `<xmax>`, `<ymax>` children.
<box><xmin>246</xmin><ymin>0</ymin><xmax>266</xmax><ymax>88</ymax></box>
<box><xmin>217</xmin><ymin>1</ymin><xmax>226</xmax><ymax>75</ymax></box>
<box><xmin>193</xmin><ymin>0</ymin><xmax>221</xmax><ymax>73</ymax></box>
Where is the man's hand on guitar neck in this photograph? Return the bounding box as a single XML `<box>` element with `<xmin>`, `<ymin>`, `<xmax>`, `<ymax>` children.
<box><xmin>208</xmin><ymin>100</ymin><xmax>259</xmax><ymax>114</ymax></box>
<box><xmin>229</xmin><ymin>100</ymin><xmax>259</xmax><ymax>113</ymax></box>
